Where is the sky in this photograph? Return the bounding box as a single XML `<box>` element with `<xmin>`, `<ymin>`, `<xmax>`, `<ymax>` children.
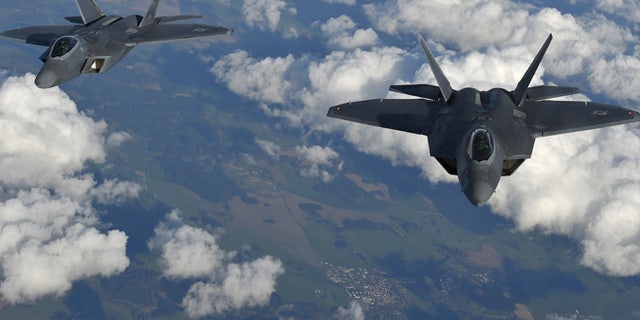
<box><xmin>2</xmin><ymin>0</ymin><xmax>640</xmax><ymax>319</ymax></box>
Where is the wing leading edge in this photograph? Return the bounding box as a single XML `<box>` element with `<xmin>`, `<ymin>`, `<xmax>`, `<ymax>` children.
<box><xmin>523</xmin><ymin>100</ymin><xmax>640</xmax><ymax>137</ymax></box>
<box><xmin>1</xmin><ymin>25</ymin><xmax>83</xmax><ymax>46</ymax></box>
<box><xmin>126</xmin><ymin>24</ymin><xmax>233</xmax><ymax>45</ymax></box>
<box><xmin>327</xmin><ymin>99</ymin><xmax>443</xmax><ymax>135</ymax></box>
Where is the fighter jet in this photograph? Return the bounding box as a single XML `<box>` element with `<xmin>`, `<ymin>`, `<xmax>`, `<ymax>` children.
<box><xmin>1</xmin><ymin>0</ymin><xmax>233</xmax><ymax>88</ymax></box>
<box><xmin>327</xmin><ymin>34</ymin><xmax>640</xmax><ymax>206</ymax></box>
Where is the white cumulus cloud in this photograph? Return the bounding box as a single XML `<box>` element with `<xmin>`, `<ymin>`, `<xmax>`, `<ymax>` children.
<box><xmin>490</xmin><ymin>126</ymin><xmax>640</xmax><ymax>276</ymax></box>
<box><xmin>336</xmin><ymin>301</ymin><xmax>365</xmax><ymax>320</ymax></box>
<box><xmin>106</xmin><ymin>131</ymin><xmax>132</xmax><ymax>147</ymax></box>
<box><xmin>149</xmin><ymin>211</ymin><xmax>284</xmax><ymax>318</ymax></box>
<box><xmin>256</xmin><ymin>139</ymin><xmax>281</xmax><ymax>160</ymax></box>
<box><xmin>181</xmin><ymin>256</ymin><xmax>285</xmax><ymax>317</ymax></box>
<box><xmin>295</xmin><ymin>145</ymin><xmax>342</xmax><ymax>182</ymax></box>
<box><xmin>212</xmin><ymin>50</ymin><xmax>295</xmax><ymax>104</ymax></box>
<box><xmin>0</xmin><ymin>74</ymin><xmax>140</xmax><ymax>304</ymax></box>
<box><xmin>242</xmin><ymin>0</ymin><xmax>294</xmax><ymax>33</ymax></box>
<box><xmin>321</xmin><ymin>15</ymin><xmax>379</xmax><ymax>50</ymax></box>
<box><xmin>362</xmin><ymin>0</ymin><xmax>637</xmax><ymax>98</ymax></box>
<box><xmin>595</xmin><ymin>0</ymin><xmax>640</xmax><ymax>22</ymax></box>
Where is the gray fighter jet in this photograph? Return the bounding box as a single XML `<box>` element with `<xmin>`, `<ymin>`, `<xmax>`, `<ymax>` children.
<box><xmin>327</xmin><ymin>34</ymin><xmax>640</xmax><ymax>206</ymax></box>
<box><xmin>1</xmin><ymin>0</ymin><xmax>233</xmax><ymax>88</ymax></box>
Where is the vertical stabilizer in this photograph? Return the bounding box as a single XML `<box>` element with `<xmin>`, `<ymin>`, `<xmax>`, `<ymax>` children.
<box><xmin>140</xmin><ymin>0</ymin><xmax>160</xmax><ymax>27</ymax></box>
<box><xmin>417</xmin><ymin>34</ymin><xmax>454</xmax><ymax>103</ymax></box>
<box><xmin>512</xmin><ymin>33</ymin><xmax>553</xmax><ymax>107</ymax></box>
<box><xmin>75</xmin><ymin>0</ymin><xmax>105</xmax><ymax>25</ymax></box>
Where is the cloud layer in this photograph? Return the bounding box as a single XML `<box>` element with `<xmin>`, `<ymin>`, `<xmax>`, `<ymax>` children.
<box><xmin>242</xmin><ymin>0</ymin><xmax>299</xmax><ymax>38</ymax></box>
<box><xmin>0</xmin><ymin>74</ymin><xmax>140</xmax><ymax>303</ymax></box>
<box><xmin>242</xmin><ymin>0</ymin><xmax>288</xmax><ymax>32</ymax></box>
<box><xmin>149</xmin><ymin>211</ymin><xmax>284</xmax><ymax>318</ymax></box>
<box><xmin>320</xmin><ymin>15</ymin><xmax>379</xmax><ymax>50</ymax></box>
<box><xmin>336</xmin><ymin>302</ymin><xmax>365</xmax><ymax>320</ymax></box>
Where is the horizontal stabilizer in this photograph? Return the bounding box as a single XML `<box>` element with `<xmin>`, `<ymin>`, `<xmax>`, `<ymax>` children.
<box><xmin>526</xmin><ymin>85</ymin><xmax>580</xmax><ymax>101</ymax></box>
<box><xmin>64</xmin><ymin>16</ymin><xmax>85</xmax><ymax>24</ymax></box>
<box><xmin>75</xmin><ymin>0</ymin><xmax>105</xmax><ymax>25</ymax></box>
<box><xmin>390</xmin><ymin>84</ymin><xmax>442</xmax><ymax>101</ymax></box>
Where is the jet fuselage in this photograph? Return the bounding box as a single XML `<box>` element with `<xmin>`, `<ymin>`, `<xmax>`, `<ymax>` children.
<box><xmin>36</xmin><ymin>15</ymin><xmax>140</xmax><ymax>88</ymax></box>
<box><xmin>2</xmin><ymin>0</ymin><xmax>234</xmax><ymax>88</ymax></box>
<box><xmin>327</xmin><ymin>33</ymin><xmax>640</xmax><ymax>206</ymax></box>
<box><xmin>434</xmin><ymin>88</ymin><xmax>534</xmax><ymax>205</ymax></box>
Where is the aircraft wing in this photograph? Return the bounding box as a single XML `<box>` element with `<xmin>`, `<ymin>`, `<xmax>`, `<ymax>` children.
<box><xmin>1</xmin><ymin>25</ymin><xmax>82</xmax><ymax>46</ymax></box>
<box><xmin>126</xmin><ymin>24</ymin><xmax>233</xmax><ymax>45</ymax></box>
<box><xmin>327</xmin><ymin>99</ymin><xmax>443</xmax><ymax>135</ymax></box>
<box><xmin>523</xmin><ymin>100</ymin><xmax>640</xmax><ymax>137</ymax></box>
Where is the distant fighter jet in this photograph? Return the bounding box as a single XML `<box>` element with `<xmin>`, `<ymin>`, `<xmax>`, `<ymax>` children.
<box><xmin>327</xmin><ymin>34</ymin><xmax>640</xmax><ymax>206</ymax></box>
<box><xmin>1</xmin><ymin>0</ymin><xmax>233</xmax><ymax>88</ymax></box>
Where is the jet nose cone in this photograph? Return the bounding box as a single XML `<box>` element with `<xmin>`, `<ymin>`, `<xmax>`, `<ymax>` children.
<box><xmin>35</xmin><ymin>70</ymin><xmax>58</xmax><ymax>88</ymax></box>
<box><xmin>463</xmin><ymin>180</ymin><xmax>494</xmax><ymax>206</ymax></box>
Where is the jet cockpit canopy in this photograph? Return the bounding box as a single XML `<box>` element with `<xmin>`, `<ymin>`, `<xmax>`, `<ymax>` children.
<box><xmin>468</xmin><ymin>128</ymin><xmax>494</xmax><ymax>162</ymax></box>
<box><xmin>50</xmin><ymin>36</ymin><xmax>80</xmax><ymax>59</ymax></box>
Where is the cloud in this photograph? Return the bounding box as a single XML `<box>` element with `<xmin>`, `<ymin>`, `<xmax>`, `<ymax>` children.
<box><xmin>587</xmin><ymin>54</ymin><xmax>640</xmax><ymax>102</ymax></box>
<box><xmin>295</xmin><ymin>145</ymin><xmax>342</xmax><ymax>182</ymax></box>
<box><xmin>413</xmin><ymin>45</ymin><xmax>545</xmax><ymax>91</ymax></box>
<box><xmin>256</xmin><ymin>139</ymin><xmax>281</xmax><ymax>159</ymax></box>
<box><xmin>181</xmin><ymin>256</ymin><xmax>284</xmax><ymax>317</ymax></box>
<box><xmin>595</xmin><ymin>0</ymin><xmax>640</xmax><ymax>22</ymax></box>
<box><xmin>0</xmin><ymin>224</ymin><xmax>129</xmax><ymax>303</ymax></box>
<box><xmin>0</xmin><ymin>68</ymin><xmax>11</xmax><ymax>83</ymax></box>
<box><xmin>149</xmin><ymin>211</ymin><xmax>284</xmax><ymax>318</ymax></box>
<box><xmin>362</xmin><ymin>0</ymin><xmax>638</xmax><ymax>96</ymax></box>
<box><xmin>290</xmin><ymin>46</ymin><xmax>409</xmax><ymax>128</ymax></box>
<box><xmin>321</xmin><ymin>15</ymin><xmax>379</xmax><ymax>50</ymax></box>
<box><xmin>0</xmin><ymin>74</ymin><xmax>139</xmax><ymax>303</ymax></box>
<box><xmin>363</xmin><ymin>0</ymin><xmax>530</xmax><ymax>49</ymax></box>
<box><xmin>148</xmin><ymin>211</ymin><xmax>231</xmax><ymax>279</ymax></box>
<box><xmin>90</xmin><ymin>179</ymin><xmax>143</xmax><ymax>205</ymax></box>
<box><xmin>242</xmin><ymin>0</ymin><xmax>295</xmax><ymax>33</ymax></box>
<box><xmin>212</xmin><ymin>50</ymin><xmax>295</xmax><ymax>104</ymax></box>
<box><xmin>0</xmin><ymin>77</ymin><xmax>106</xmax><ymax>188</ymax></box>
<box><xmin>490</xmin><ymin>126</ymin><xmax>640</xmax><ymax>276</ymax></box>
<box><xmin>106</xmin><ymin>131</ymin><xmax>132</xmax><ymax>147</ymax></box>
<box><xmin>336</xmin><ymin>302</ymin><xmax>365</xmax><ymax>320</ymax></box>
